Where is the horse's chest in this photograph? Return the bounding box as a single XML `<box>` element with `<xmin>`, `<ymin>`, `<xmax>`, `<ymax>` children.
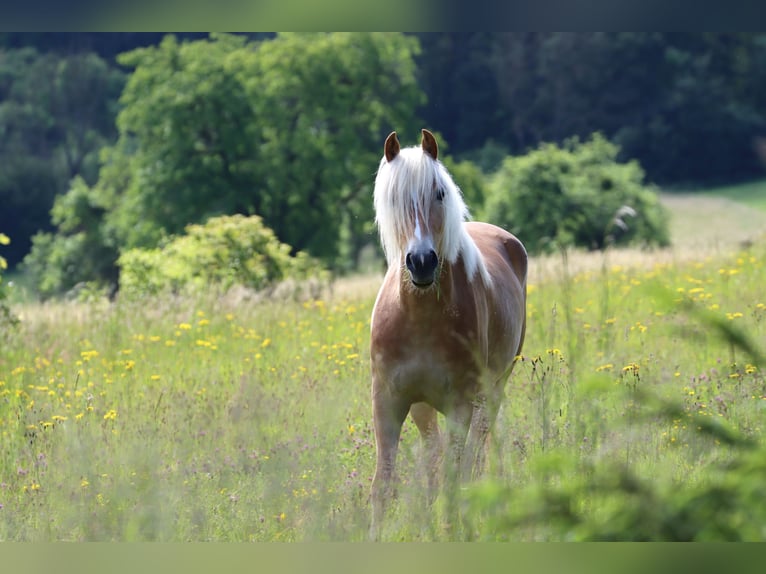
<box><xmin>386</xmin><ymin>350</ymin><xmax>468</xmax><ymax>406</ymax></box>
<box><xmin>372</xmin><ymin>318</ymin><xmax>481</xmax><ymax>406</ymax></box>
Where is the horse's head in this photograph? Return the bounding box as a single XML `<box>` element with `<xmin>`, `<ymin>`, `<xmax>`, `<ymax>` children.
<box><xmin>374</xmin><ymin>129</ymin><xmax>468</xmax><ymax>289</ymax></box>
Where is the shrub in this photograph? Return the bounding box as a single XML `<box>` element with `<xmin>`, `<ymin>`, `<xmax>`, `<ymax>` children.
<box><xmin>482</xmin><ymin>133</ymin><xmax>670</xmax><ymax>254</ymax></box>
<box><xmin>441</xmin><ymin>156</ymin><xmax>488</xmax><ymax>215</ymax></box>
<box><xmin>21</xmin><ymin>177</ymin><xmax>119</xmax><ymax>299</ymax></box>
<box><xmin>117</xmin><ymin>214</ymin><xmax>328</xmax><ymax>298</ymax></box>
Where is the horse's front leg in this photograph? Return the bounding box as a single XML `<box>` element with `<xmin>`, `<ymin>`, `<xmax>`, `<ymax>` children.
<box><xmin>370</xmin><ymin>378</ymin><xmax>409</xmax><ymax>540</ymax></box>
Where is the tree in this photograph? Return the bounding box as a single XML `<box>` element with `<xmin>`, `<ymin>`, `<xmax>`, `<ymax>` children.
<box><xmin>483</xmin><ymin>133</ymin><xmax>670</xmax><ymax>254</ymax></box>
<box><xmin>617</xmin><ymin>33</ymin><xmax>766</xmax><ymax>183</ymax></box>
<box><xmin>103</xmin><ymin>33</ymin><xmax>260</xmax><ymax>250</ymax></box>
<box><xmin>415</xmin><ymin>33</ymin><xmax>504</xmax><ymax>153</ymax></box>
<box><xmin>24</xmin><ymin>32</ymin><xmax>425</xmax><ymax>295</ymax></box>
<box><xmin>0</xmin><ymin>47</ymin><xmax>124</xmax><ymax>267</ymax></box>
<box><xmin>240</xmin><ymin>32</ymin><xmax>424</xmax><ymax>266</ymax></box>
<box><xmin>22</xmin><ymin>177</ymin><xmax>119</xmax><ymax>299</ymax></box>
<box><xmin>418</xmin><ymin>33</ymin><xmax>766</xmax><ymax>184</ymax></box>
<box><xmin>108</xmin><ymin>33</ymin><xmax>423</xmax><ymax>263</ymax></box>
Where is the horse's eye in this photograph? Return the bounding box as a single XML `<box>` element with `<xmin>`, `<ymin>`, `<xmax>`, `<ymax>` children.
<box><xmin>435</xmin><ymin>188</ymin><xmax>445</xmax><ymax>202</ymax></box>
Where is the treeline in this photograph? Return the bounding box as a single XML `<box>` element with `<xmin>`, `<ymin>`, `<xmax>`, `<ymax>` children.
<box><xmin>1</xmin><ymin>33</ymin><xmax>765</xmax><ymax>294</ymax></box>
<box><xmin>418</xmin><ymin>33</ymin><xmax>766</xmax><ymax>183</ymax></box>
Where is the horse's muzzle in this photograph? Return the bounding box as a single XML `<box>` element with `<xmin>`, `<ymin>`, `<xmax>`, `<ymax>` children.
<box><xmin>405</xmin><ymin>248</ymin><xmax>438</xmax><ymax>287</ymax></box>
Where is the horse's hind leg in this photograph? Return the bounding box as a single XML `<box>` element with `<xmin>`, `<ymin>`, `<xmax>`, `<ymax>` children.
<box><xmin>409</xmin><ymin>402</ymin><xmax>442</xmax><ymax>502</ymax></box>
<box><xmin>370</xmin><ymin>382</ymin><xmax>409</xmax><ymax>540</ymax></box>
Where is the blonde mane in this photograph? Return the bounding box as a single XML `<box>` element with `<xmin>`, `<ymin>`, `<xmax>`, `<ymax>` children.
<box><xmin>373</xmin><ymin>145</ymin><xmax>490</xmax><ymax>285</ymax></box>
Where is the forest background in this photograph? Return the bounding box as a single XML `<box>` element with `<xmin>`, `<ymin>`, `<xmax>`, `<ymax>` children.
<box><xmin>2</xmin><ymin>32</ymin><xmax>766</xmax><ymax>299</ymax></box>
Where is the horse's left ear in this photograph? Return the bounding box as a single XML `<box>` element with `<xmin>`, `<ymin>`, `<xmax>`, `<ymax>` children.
<box><xmin>421</xmin><ymin>129</ymin><xmax>438</xmax><ymax>160</ymax></box>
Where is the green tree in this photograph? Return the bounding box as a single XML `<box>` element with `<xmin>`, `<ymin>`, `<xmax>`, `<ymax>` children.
<box><xmin>416</xmin><ymin>33</ymin><xmax>503</xmax><ymax>154</ymax></box>
<box><xmin>616</xmin><ymin>33</ymin><xmax>766</xmax><ymax>183</ymax></box>
<box><xmin>238</xmin><ymin>32</ymin><xmax>424</xmax><ymax>267</ymax></box>
<box><xmin>441</xmin><ymin>156</ymin><xmax>487</xmax><ymax>214</ymax></box>
<box><xmin>419</xmin><ymin>33</ymin><xmax>766</xmax><ymax>184</ymax></box>
<box><xmin>22</xmin><ymin>177</ymin><xmax>119</xmax><ymax>299</ymax></box>
<box><xmin>24</xmin><ymin>32</ymin><xmax>424</xmax><ymax>295</ymax></box>
<box><xmin>0</xmin><ymin>48</ymin><xmax>124</xmax><ymax>267</ymax></box>
<box><xmin>483</xmin><ymin>133</ymin><xmax>670</xmax><ymax>254</ymax></box>
<box><xmin>106</xmin><ymin>33</ymin><xmax>260</xmax><ymax>250</ymax></box>
<box><xmin>107</xmin><ymin>33</ymin><xmax>423</xmax><ymax>261</ymax></box>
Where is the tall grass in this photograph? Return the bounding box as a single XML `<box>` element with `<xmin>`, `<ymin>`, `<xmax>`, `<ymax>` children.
<box><xmin>1</xmin><ymin>239</ymin><xmax>766</xmax><ymax>540</ymax></box>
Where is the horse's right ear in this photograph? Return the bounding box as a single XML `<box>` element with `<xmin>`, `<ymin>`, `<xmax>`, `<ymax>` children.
<box><xmin>384</xmin><ymin>131</ymin><xmax>400</xmax><ymax>162</ymax></box>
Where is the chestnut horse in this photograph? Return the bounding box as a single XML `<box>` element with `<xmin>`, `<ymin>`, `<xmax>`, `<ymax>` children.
<box><xmin>369</xmin><ymin>129</ymin><xmax>527</xmax><ymax>537</ymax></box>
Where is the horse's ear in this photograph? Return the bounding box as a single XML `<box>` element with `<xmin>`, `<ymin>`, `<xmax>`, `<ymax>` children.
<box><xmin>384</xmin><ymin>131</ymin><xmax>400</xmax><ymax>162</ymax></box>
<box><xmin>421</xmin><ymin>129</ymin><xmax>438</xmax><ymax>160</ymax></box>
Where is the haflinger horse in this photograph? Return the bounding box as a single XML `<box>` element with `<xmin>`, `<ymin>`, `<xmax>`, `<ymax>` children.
<box><xmin>369</xmin><ymin>129</ymin><xmax>527</xmax><ymax>538</ymax></box>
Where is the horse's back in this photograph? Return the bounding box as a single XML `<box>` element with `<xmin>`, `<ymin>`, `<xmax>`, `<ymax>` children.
<box><xmin>465</xmin><ymin>221</ymin><xmax>527</xmax><ymax>287</ymax></box>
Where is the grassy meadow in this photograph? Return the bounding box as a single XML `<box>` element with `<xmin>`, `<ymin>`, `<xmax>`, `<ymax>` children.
<box><xmin>2</xmin><ymin>191</ymin><xmax>766</xmax><ymax>541</ymax></box>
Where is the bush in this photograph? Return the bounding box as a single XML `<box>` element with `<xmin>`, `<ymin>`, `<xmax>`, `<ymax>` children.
<box><xmin>441</xmin><ymin>156</ymin><xmax>488</xmax><ymax>215</ymax></box>
<box><xmin>118</xmin><ymin>214</ymin><xmax>328</xmax><ymax>298</ymax></box>
<box><xmin>21</xmin><ymin>177</ymin><xmax>119</xmax><ymax>299</ymax></box>
<box><xmin>482</xmin><ymin>133</ymin><xmax>670</xmax><ymax>254</ymax></box>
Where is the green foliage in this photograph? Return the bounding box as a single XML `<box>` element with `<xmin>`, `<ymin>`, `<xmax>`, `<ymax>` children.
<box><xmin>106</xmin><ymin>32</ymin><xmax>423</xmax><ymax>264</ymax></box>
<box><xmin>7</xmin><ymin>32</ymin><xmax>766</xmax><ymax>277</ymax></box>
<box><xmin>468</xmin><ymin>446</ymin><xmax>766</xmax><ymax>541</ymax></box>
<box><xmin>421</xmin><ymin>33</ymin><xmax>766</xmax><ymax>184</ymax></box>
<box><xmin>459</xmin><ymin>139</ymin><xmax>510</xmax><ymax>174</ymax></box>
<box><xmin>22</xmin><ymin>177</ymin><xmax>119</xmax><ymax>299</ymax></box>
<box><xmin>483</xmin><ymin>133</ymin><xmax>671</xmax><ymax>254</ymax></box>
<box><xmin>0</xmin><ymin>47</ymin><xmax>123</xmax><ymax>267</ymax></box>
<box><xmin>110</xmin><ymin>33</ymin><xmax>259</xmax><ymax>250</ymax></box>
<box><xmin>238</xmin><ymin>32</ymin><xmax>423</xmax><ymax>266</ymax></box>
<box><xmin>440</xmin><ymin>157</ymin><xmax>487</xmax><ymax>214</ymax></box>
<box><xmin>117</xmin><ymin>214</ymin><xmax>328</xmax><ymax>298</ymax></box>
<box><xmin>21</xmin><ymin>33</ymin><xmax>423</xmax><ymax>296</ymax></box>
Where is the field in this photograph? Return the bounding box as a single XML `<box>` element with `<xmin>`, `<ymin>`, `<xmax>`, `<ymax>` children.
<box><xmin>2</xmin><ymin>190</ymin><xmax>766</xmax><ymax>541</ymax></box>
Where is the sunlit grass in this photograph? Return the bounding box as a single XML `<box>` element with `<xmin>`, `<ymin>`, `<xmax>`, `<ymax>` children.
<box><xmin>3</xmin><ymin>186</ymin><xmax>766</xmax><ymax>540</ymax></box>
<box><xmin>2</xmin><ymin>238</ymin><xmax>766</xmax><ymax>540</ymax></box>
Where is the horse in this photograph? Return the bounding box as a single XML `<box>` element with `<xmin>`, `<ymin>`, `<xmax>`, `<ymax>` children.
<box><xmin>369</xmin><ymin>129</ymin><xmax>527</xmax><ymax>538</ymax></box>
